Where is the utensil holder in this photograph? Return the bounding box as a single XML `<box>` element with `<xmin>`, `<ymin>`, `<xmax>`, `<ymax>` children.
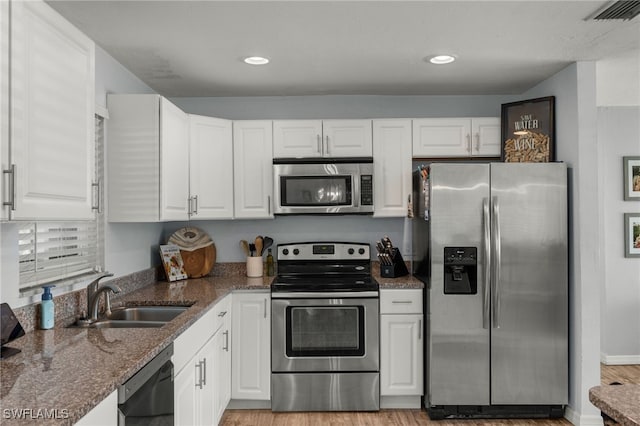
<box><xmin>246</xmin><ymin>256</ymin><xmax>263</xmax><ymax>278</ymax></box>
<box><xmin>380</xmin><ymin>249</ymin><xmax>409</xmax><ymax>278</ymax></box>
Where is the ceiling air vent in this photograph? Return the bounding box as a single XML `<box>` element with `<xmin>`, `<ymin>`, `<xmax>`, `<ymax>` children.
<box><xmin>589</xmin><ymin>0</ymin><xmax>640</xmax><ymax>20</ymax></box>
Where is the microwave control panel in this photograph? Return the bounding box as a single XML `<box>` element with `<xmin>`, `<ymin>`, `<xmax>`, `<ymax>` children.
<box><xmin>360</xmin><ymin>175</ymin><xmax>373</xmax><ymax>205</ymax></box>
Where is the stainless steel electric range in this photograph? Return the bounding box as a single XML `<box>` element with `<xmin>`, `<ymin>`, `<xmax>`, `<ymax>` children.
<box><xmin>271</xmin><ymin>242</ymin><xmax>380</xmax><ymax>412</ymax></box>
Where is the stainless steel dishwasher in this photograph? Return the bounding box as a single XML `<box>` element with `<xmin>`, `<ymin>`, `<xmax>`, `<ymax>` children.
<box><xmin>118</xmin><ymin>343</ymin><xmax>174</xmax><ymax>425</ymax></box>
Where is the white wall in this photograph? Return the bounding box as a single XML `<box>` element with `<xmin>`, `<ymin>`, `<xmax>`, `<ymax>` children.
<box><xmin>599</xmin><ymin>106</ymin><xmax>640</xmax><ymax>364</ymax></box>
<box><xmin>596</xmin><ymin>50</ymin><xmax>640</xmax><ymax>107</ymax></box>
<box><xmin>519</xmin><ymin>62</ymin><xmax>602</xmax><ymax>425</ymax></box>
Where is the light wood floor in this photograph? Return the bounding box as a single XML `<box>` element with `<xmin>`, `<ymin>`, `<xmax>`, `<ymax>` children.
<box><xmin>221</xmin><ymin>364</ymin><xmax>640</xmax><ymax>426</ymax></box>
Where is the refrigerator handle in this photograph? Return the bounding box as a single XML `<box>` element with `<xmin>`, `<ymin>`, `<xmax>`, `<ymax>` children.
<box><xmin>492</xmin><ymin>196</ymin><xmax>502</xmax><ymax>328</ymax></box>
<box><xmin>482</xmin><ymin>198</ymin><xmax>491</xmax><ymax>329</ymax></box>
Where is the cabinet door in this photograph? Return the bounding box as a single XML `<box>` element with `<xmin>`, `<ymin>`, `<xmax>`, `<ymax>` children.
<box><xmin>199</xmin><ymin>337</ymin><xmax>216</xmax><ymax>425</ymax></box>
<box><xmin>9</xmin><ymin>0</ymin><xmax>95</xmax><ymax>220</ymax></box>
<box><xmin>471</xmin><ymin>117</ymin><xmax>501</xmax><ymax>157</ymax></box>
<box><xmin>373</xmin><ymin>119</ymin><xmax>412</xmax><ymax>217</ymax></box>
<box><xmin>189</xmin><ymin>115</ymin><xmax>233</xmax><ymax>219</ymax></box>
<box><xmin>175</xmin><ymin>361</ymin><xmax>198</xmax><ymax>426</ymax></box>
<box><xmin>76</xmin><ymin>391</ymin><xmax>117</xmax><ymax>426</ymax></box>
<box><xmin>380</xmin><ymin>314</ymin><xmax>423</xmax><ymax>396</ymax></box>
<box><xmin>233</xmin><ymin>121</ymin><xmax>273</xmax><ymax>219</ymax></box>
<box><xmin>1</xmin><ymin>0</ymin><xmax>8</xmax><ymax>221</ymax></box>
<box><xmin>213</xmin><ymin>322</ymin><xmax>231</xmax><ymax>425</ymax></box>
<box><xmin>160</xmin><ymin>98</ymin><xmax>189</xmax><ymax>221</ymax></box>
<box><xmin>323</xmin><ymin>119</ymin><xmax>372</xmax><ymax>157</ymax></box>
<box><xmin>273</xmin><ymin>120</ymin><xmax>322</xmax><ymax>158</ymax></box>
<box><xmin>231</xmin><ymin>292</ymin><xmax>271</xmax><ymax>400</ymax></box>
<box><xmin>412</xmin><ymin>118</ymin><xmax>471</xmax><ymax>158</ymax></box>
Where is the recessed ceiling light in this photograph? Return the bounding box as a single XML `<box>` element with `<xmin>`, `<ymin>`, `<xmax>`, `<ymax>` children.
<box><xmin>427</xmin><ymin>54</ymin><xmax>456</xmax><ymax>65</ymax></box>
<box><xmin>244</xmin><ymin>56</ymin><xmax>270</xmax><ymax>65</ymax></box>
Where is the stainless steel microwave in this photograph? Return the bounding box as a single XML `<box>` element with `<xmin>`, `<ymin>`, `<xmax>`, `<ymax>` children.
<box><xmin>273</xmin><ymin>158</ymin><xmax>374</xmax><ymax>215</ymax></box>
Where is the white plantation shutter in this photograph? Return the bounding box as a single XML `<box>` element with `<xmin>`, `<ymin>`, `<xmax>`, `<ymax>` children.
<box><xmin>18</xmin><ymin>114</ymin><xmax>105</xmax><ymax>293</ymax></box>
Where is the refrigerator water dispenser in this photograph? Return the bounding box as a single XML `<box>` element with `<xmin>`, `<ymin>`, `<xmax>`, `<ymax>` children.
<box><xmin>443</xmin><ymin>247</ymin><xmax>477</xmax><ymax>294</ymax></box>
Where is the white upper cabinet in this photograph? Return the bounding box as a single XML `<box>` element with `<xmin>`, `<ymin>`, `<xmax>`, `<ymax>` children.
<box><xmin>471</xmin><ymin>117</ymin><xmax>501</xmax><ymax>156</ymax></box>
<box><xmin>273</xmin><ymin>120</ymin><xmax>323</xmax><ymax>158</ymax></box>
<box><xmin>412</xmin><ymin>117</ymin><xmax>500</xmax><ymax>158</ymax></box>
<box><xmin>188</xmin><ymin>115</ymin><xmax>234</xmax><ymax>219</ymax></box>
<box><xmin>233</xmin><ymin>121</ymin><xmax>274</xmax><ymax>219</ymax></box>
<box><xmin>373</xmin><ymin>119</ymin><xmax>412</xmax><ymax>218</ymax></box>
<box><xmin>1</xmin><ymin>0</ymin><xmax>9</xmax><ymax>221</ymax></box>
<box><xmin>6</xmin><ymin>0</ymin><xmax>95</xmax><ymax>220</ymax></box>
<box><xmin>322</xmin><ymin>120</ymin><xmax>373</xmax><ymax>157</ymax></box>
<box><xmin>107</xmin><ymin>94</ymin><xmax>189</xmax><ymax>222</ymax></box>
<box><xmin>273</xmin><ymin>119</ymin><xmax>372</xmax><ymax>158</ymax></box>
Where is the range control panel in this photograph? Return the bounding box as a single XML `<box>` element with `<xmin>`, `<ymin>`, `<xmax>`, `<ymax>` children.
<box><xmin>278</xmin><ymin>242</ymin><xmax>370</xmax><ymax>261</ymax></box>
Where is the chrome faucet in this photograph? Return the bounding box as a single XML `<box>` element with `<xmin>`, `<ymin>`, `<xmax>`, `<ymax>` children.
<box><xmin>86</xmin><ymin>272</ymin><xmax>120</xmax><ymax>321</ymax></box>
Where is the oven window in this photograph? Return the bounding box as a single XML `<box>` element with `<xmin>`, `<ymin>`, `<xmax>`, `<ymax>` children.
<box><xmin>280</xmin><ymin>176</ymin><xmax>352</xmax><ymax>206</ymax></box>
<box><xmin>286</xmin><ymin>306</ymin><xmax>365</xmax><ymax>357</ymax></box>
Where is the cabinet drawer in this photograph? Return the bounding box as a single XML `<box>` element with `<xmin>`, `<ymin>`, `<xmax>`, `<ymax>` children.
<box><xmin>380</xmin><ymin>289</ymin><xmax>423</xmax><ymax>314</ymax></box>
<box><xmin>212</xmin><ymin>294</ymin><xmax>232</xmax><ymax>332</ymax></box>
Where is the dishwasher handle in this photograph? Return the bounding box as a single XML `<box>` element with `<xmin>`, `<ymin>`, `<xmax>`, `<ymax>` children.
<box><xmin>118</xmin><ymin>343</ymin><xmax>173</xmax><ymax>405</ymax></box>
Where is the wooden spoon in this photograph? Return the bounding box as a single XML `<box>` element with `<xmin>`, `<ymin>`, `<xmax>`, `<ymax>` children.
<box><xmin>239</xmin><ymin>240</ymin><xmax>250</xmax><ymax>257</ymax></box>
<box><xmin>254</xmin><ymin>236</ymin><xmax>264</xmax><ymax>257</ymax></box>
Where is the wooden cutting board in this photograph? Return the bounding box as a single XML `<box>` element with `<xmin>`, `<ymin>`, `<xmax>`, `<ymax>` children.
<box><xmin>168</xmin><ymin>227</ymin><xmax>216</xmax><ymax>278</ymax></box>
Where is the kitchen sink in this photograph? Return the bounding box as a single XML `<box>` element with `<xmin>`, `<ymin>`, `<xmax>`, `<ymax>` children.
<box><xmin>68</xmin><ymin>305</ymin><xmax>191</xmax><ymax>329</ymax></box>
<box><xmin>107</xmin><ymin>306</ymin><xmax>189</xmax><ymax>322</ymax></box>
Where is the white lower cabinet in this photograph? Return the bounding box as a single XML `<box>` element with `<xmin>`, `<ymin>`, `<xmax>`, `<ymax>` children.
<box><xmin>75</xmin><ymin>390</ymin><xmax>117</xmax><ymax>426</ymax></box>
<box><xmin>231</xmin><ymin>291</ymin><xmax>271</xmax><ymax>401</ymax></box>
<box><xmin>174</xmin><ymin>295</ymin><xmax>232</xmax><ymax>425</ymax></box>
<box><xmin>380</xmin><ymin>289</ymin><xmax>424</xmax><ymax>408</ymax></box>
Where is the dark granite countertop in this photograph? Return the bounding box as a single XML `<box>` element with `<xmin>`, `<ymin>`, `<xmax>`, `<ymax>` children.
<box><xmin>0</xmin><ymin>269</ymin><xmax>421</xmax><ymax>424</ymax></box>
<box><xmin>590</xmin><ymin>384</ymin><xmax>640</xmax><ymax>426</ymax></box>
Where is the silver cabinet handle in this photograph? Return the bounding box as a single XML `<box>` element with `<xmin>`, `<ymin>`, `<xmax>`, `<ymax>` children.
<box><xmin>193</xmin><ymin>195</ymin><xmax>198</xmax><ymax>215</ymax></box>
<box><xmin>418</xmin><ymin>319</ymin><xmax>422</xmax><ymax>340</ymax></box>
<box><xmin>466</xmin><ymin>134</ymin><xmax>471</xmax><ymax>152</ymax></box>
<box><xmin>223</xmin><ymin>330</ymin><xmax>229</xmax><ymax>352</ymax></box>
<box><xmin>325</xmin><ymin>135</ymin><xmax>330</xmax><ymax>156</ymax></box>
<box><xmin>317</xmin><ymin>134</ymin><xmax>321</xmax><ymax>154</ymax></box>
<box><xmin>264</xmin><ymin>298</ymin><xmax>267</xmax><ymax>319</ymax></box>
<box><xmin>475</xmin><ymin>133</ymin><xmax>481</xmax><ymax>152</ymax></box>
<box><xmin>491</xmin><ymin>196</ymin><xmax>502</xmax><ymax>328</ymax></box>
<box><xmin>267</xmin><ymin>195</ymin><xmax>271</xmax><ymax>216</ymax></box>
<box><xmin>91</xmin><ymin>180</ymin><xmax>101</xmax><ymax>212</ymax></box>
<box><xmin>392</xmin><ymin>300</ymin><xmax>412</xmax><ymax>304</ymax></box>
<box><xmin>3</xmin><ymin>164</ymin><xmax>16</xmax><ymax>210</ymax></box>
<box><xmin>195</xmin><ymin>360</ymin><xmax>204</xmax><ymax>388</ymax></box>
<box><xmin>482</xmin><ymin>198</ymin><xmax>491</xmax><ymax>329</ymax></box>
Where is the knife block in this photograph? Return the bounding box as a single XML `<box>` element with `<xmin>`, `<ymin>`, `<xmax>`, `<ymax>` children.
<box><xmin>380</xmin><ymin>250</ymin><xmax>409</xmax><ymax>278</ymax></box>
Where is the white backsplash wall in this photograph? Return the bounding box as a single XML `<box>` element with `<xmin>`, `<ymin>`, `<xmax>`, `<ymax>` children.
<box><xmin>161</xmin><ymin>216</ymin><xmax>409</xmax><ymax>263</ymax></box>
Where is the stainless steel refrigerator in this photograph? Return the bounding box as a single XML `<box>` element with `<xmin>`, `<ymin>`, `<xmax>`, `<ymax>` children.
<box><xmin>413</xmin><ymin>162</ymin><xmax>568</xmax><ymax>419</ymax></box>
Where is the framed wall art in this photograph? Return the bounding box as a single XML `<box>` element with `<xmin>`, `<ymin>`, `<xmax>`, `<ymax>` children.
<box><xmin>624</xmin><ymin>213</ymin><xmax>640</xmax><ymax>258</ymax></box>
<box><xmin>623</xmin><ymin>156</ymin><xmax>640</xmax><ymax>201</ymax></box>
<box><xmin>501</xmin><ymin>96</ymin><xmax>555</xmax><ymax>163</ymax></box>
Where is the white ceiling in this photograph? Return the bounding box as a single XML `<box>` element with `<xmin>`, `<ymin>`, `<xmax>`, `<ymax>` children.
<box><xmin>46</xmin><ymin>1</ymin><xmax>640</xmax><ymax>97</ymax></box>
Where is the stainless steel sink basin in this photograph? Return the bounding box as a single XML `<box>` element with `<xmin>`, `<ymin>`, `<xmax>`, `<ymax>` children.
<box><xmin>107</xmin><ymin>306</ymin><xmax>189</xmax><ymax>322</ymax></box>
<box><xmin>69</xmin><ymin>305</ymin><xmax>191</xmax><ymax>328</ymax></box>
<box><xmin>87</xmin><ymin>319</ymin><xmax>168</xmax><ymax>329</ymax></box>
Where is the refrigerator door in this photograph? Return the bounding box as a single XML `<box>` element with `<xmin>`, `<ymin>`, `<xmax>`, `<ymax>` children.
<box><xmin>490</xmin><ymin>163</ymin><xmax>568</xmax><ymax>405</ymax></box>
<box><xmin>429</xmin><ymin>163</ymin><xmax>490</xmax><ymax>406</ymax></box>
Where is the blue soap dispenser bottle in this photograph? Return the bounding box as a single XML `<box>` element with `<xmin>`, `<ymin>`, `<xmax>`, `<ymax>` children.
<box><xmin>41</xmin><ymin>285</ymin><xmax>55</xmax><ymax>330</ymax></box>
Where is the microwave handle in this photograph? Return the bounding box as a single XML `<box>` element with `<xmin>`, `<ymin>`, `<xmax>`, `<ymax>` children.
<box><xmin>353</xmin><ymin>175</ymin><xmax>359</xmax><ymax>207</ymax></box>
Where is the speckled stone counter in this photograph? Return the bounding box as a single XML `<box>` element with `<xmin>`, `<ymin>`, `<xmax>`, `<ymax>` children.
<box><xmin>0</xmin><ymin>274</ymin><xmax>271</xmax><ymax>425</ymax></box>
<box><xmin>589</xmin><ymin>384</ymin><xmax>640</xmax><ymax>425</ymax></box>
<box><xmin>0</xmin><ymin>265</ymin><xmax>422</xmax><ymax>425</ymax></box>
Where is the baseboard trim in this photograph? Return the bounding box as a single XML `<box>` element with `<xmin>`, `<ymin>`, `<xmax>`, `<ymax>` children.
<box><xmin>380</xmin><ymin>395</ymin><xmax>422</xmax><ymax>409</ymax></box>
<box><xmin>600</xmin><ymin>354</ymin><xmax>640</xmax><ymax>365</ymax></box>
<box><xmin>564</xmin><ymin>406</ymin><xmax>604</xmax><ymax>426</ymax></box>
<box><xmin>227</xmin><ymin>400</ymin><xmax>271</xmax><ymax>409</ymax></box>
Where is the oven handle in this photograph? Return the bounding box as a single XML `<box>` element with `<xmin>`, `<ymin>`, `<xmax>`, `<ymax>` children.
<box><xmin>271</xmin><ymin>291</ymin><xmax>379</xmax><ymax>299</ymax></box>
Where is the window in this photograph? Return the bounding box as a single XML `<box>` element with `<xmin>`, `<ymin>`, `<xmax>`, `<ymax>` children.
<box><xmin>17</xmin><ymin>114</ymin><xmax>105</xmax><ymax>294</ymax></box>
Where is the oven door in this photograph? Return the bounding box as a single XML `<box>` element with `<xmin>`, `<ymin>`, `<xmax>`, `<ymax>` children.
<box><xmin>271</xmin><ymin>296</ymin><xmax>379</xmax><ymax>372</ymax></box>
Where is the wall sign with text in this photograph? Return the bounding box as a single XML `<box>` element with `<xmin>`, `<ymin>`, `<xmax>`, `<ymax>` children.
<box><xmin>501</xmin><ymin>96</ymin><xmax>555</xmax><ymax>162</ymax></box>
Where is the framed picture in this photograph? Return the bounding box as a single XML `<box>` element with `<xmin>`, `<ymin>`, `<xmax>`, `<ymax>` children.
<box><xmin>624</xmin><ymin>213</ymin><xmax>640</xmax><ymax>258</ymax></box>
<box><xmin>623</xmin><ymin>156</ymin><xmax>640</xmax><ymax>201</ymax></box>
<box><xmin>501</xmin><ymin>96</ymin><xmax>555</xmax><ymax>162</ymax></box>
